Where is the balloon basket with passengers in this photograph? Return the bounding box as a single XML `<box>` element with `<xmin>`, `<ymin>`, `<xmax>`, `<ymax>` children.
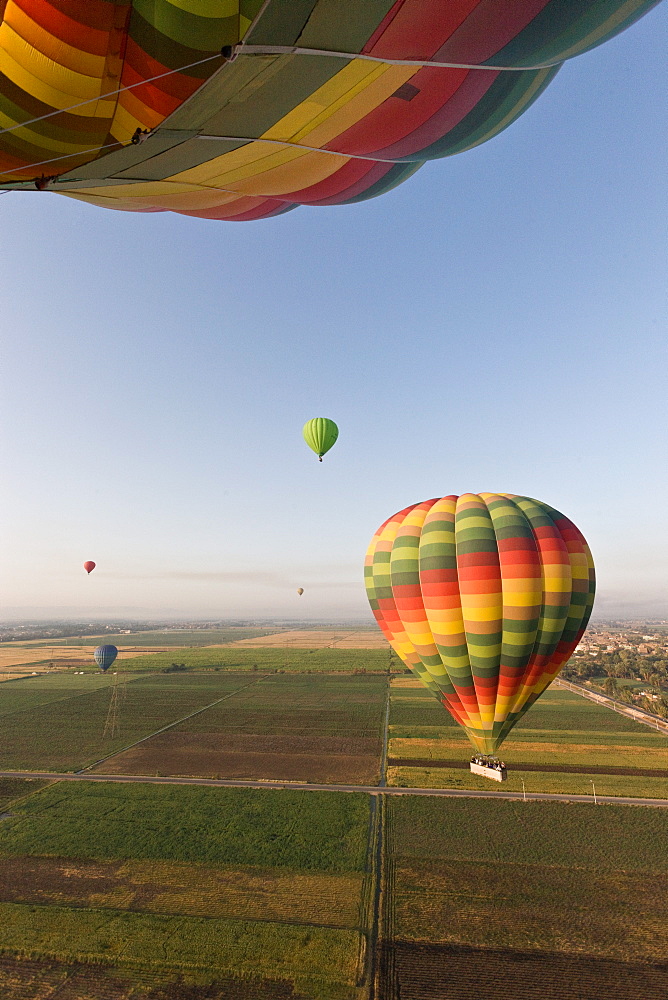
<box><xmin>365</xmin><ymin>493</ymin><xmax>596</xmax><ymax>781</ymax></box>
<box><xmin>470</xmin><ymin>756</ymin><xmax>507</xmax><ymax>781</ymax></box>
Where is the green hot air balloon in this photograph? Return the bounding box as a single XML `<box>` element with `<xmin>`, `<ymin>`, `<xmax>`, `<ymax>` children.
<box><xmin>303</xmin><ymin>418</ymin><xmax>338</xmax><ymax>462</ymax></box>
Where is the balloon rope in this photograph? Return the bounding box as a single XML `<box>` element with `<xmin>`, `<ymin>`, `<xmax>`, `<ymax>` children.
<box><xmin>239</xmin><ymin>0</ymin><xmax>276</xmax><ymax>49</ymax></box>
<box><xmin>196</xmin><ymin>134</ymin><xmax>418</xmax><ymax>164</ymax></box>
<box><xmin>238</xmin><ymin>44</ymin><xmax>561</xmax><ymax>72</ymax></box>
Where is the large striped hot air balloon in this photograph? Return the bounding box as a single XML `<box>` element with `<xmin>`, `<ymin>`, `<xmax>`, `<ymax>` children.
<box><xmin>0</xmin><ymin>1</ymin><xmax>658</xmax><ymax>220</ymax></box>
<box><xmin>365</xmin><ymin>493</ymin><xmax>595</xmax><ymax>754</ymax></box>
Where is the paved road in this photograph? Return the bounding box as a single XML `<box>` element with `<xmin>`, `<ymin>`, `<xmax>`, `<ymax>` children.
<box><xmin>2</xmin><ymin>770</ymin><xmax>667</xmax><ymax>808</ymax></box>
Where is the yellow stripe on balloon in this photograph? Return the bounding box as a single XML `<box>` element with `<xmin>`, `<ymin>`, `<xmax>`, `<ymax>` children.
<box><xmin>3</xmin><ymin>3</ymin><xmax>105</xmax><ymax>79</ymax></box>
<box><xmin>290</xmin><ymin>63</ymin><xmax>417</xmax><ymax>149</ymax></box>
<box><xmin>209</xmin><ymin>149</ymin><xmax>347</xmax><ymax>197</ymax></box>
<box><xmin>0</xmin><ymin>25</ymin><xmax>106</xmax><ymax>104</ymax></box>
<box><xmin>263</xmin><ymin>60</ymin><xmax>388</xmax><ymax>142</ymax></box>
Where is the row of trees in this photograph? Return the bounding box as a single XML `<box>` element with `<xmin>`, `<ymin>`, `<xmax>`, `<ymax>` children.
<box><xmin>562</xmin><ymin>651</ymin><xmax>668</xmax><ymax>719</ymax></box>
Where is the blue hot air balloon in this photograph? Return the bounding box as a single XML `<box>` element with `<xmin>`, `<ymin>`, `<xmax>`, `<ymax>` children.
<box><xmin>94</xmin><ymin>645</ymin><xmax>118</xmax><ymax>672</ymax></box>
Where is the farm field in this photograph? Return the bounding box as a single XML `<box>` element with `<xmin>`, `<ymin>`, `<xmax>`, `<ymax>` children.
<box><xmin>230</xmin><ymin>629</ymin><xmax>387</xmax><ymax>648</ymax></box>
<box><xmin>0</xmin><ymin>672</ymin><xmax>263</xmax><ymax>772</ymax></box>
<box><xmin>118</xmin><ymin>645</ymin><xmax>399</xmax><ymax>672</ymax></box>
<box><xmin>0</xmin><ymin>645</ymin><xmax>174</xmax><ymax>679</ymax></box>
<box><xmin>380</xmin><ymin>796</ymin><xmax>668</xmax><ymax>999</ymax></box>
<box><xmin>387</xmin><ymin>679</ymin><xmax>668</xmax><ymax>797</ymax></box>
<box><xmin>94</xmin><ymin>673</ymin><xmax>388</xmax><ymax>784</ymax></box>
<box><xmin>15</xmin><ymin>627</ymin><xmax>283</xmax><ymax>648</ymax></box>
<box><xmin>0</xmin><ymin>782</ymin><xmax>372</xmax><ymax>999</ymax></box>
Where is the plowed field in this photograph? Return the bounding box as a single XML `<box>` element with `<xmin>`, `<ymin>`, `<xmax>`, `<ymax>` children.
<box><xmin>379</xmin><ymin>942</ymin><xmax>668</xmax><ymax>1000</ymax></box>
<box><xmin>0</xmin><ymin>955</ymin><xmax>318</xmax><ymax>999</ymax></box>
<box><xmin>94</xmin><ymin>732</ymin><xmax>381</xmax><ymax>784</ymax></box>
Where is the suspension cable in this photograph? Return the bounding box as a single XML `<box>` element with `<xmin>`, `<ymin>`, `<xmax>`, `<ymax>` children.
<box><xmin>239</xmin><ymin>44</ymin><xmax>559</xmax><ymax>72</ymax></box>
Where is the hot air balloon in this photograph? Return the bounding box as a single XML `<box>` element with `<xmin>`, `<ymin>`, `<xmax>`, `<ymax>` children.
<box><xmin>297</xmin><ymin>588</ymin><xmax>304</xmax><ymax>596</ymax></box>
<box><xmin>303</xmin><ymin>418</ymin><xmax>338</xmax><ymax>461</ymax></box>
<box><xmin>0</xmin><ymin>2</ymin><xmax>657</xmax><ymax>220</ymax></box>
<box><xmin>365</xmin><ymin>493</ymin><xmax>595</xmax><ymax>757</ymax></box>
<box><xmin>94</xmin><ymin>645</ymin><xmax>118</xmax><ymax>672</ymax></box>
<box><xmin>83</xmin><ymin>561</ymin><xmax>96</xmax><ymax>575</ymax></box>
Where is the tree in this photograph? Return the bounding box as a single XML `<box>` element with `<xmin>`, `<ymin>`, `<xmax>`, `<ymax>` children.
<box><xmin>603</xmin><ymin>677</ymin><xmax>620</xmax><ymax>698</ymax></box>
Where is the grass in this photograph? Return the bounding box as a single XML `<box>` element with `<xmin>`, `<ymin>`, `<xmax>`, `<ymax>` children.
<box><xmin>0</xmin><ymin>673</ymin><xmax>110</xmax><ymax>717</ymax></box>
<box><xmin>388</xmin><ymin>682</ymin><xmax>668</xmax><ymax>796</ymax></box>
<box><xmin>0</xmin><ymin>854</ymin><xmax>364</xmax><ymax>927</ymax></box>
<box><xmin>0</xmin><ymin>673</ymin><xmax>261</xmax><ymax>772</ymax></box>
<box><xmin>0</xmin><ymin>903</ymin><xmax>361</xmax><ymax>999</ymax></box>
<box><xmin>386</xmin><ymin>796</ymin><xmax>668</xmax><ymax>963</ymax></box>
<box><xmin>388</xmin><ymin>766</ymin><xmax>668</xmax><ymax>798</ymax></box>
<box><xmin>391</xmin><ymin>796</ymin><xmax>668</xmax><ymax>869</ymax></box>
<box><xmin>118</xmin><ymin>646</ymin><xmax>399</xmax><ymax>673</ymax></box>
<box><xmin>177</xmin><ymin>673</ymin><xmax>388</xmax><ymax>738</ymax></box>
<box><xmin>0</xmin><ymin>783</ymin><xmax>370</xmax><ymax>873</ymax></box>
<box><xmin>22</xmin><ymin>628</ymin><xmax>283</xmax><ymax>648</ymax></box>
<box><xmin>0</xmin><ymin>671</ymin><xmax>388</xmax><ymax>774</ymax></box>
<box><xmin>0</xmin><ymin>778</ymin><xmax>50</xmax><ymax>812</ymax></box>
<box><xmin>0</xmin><ymin>783</ymin><xmax>371</xmax><ymax>998</ymax></box>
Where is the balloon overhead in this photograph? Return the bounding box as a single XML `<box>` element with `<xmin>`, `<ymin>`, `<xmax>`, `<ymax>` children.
<box><xmin>297</xmin><ymin>588</ymin><xmax>304</xmax><ymax>596</ymax></box>
<box><xmin>303</xmin><ymin>418</ymin><xmax>339</xmax><ymax>461</ymax></box>
<box><xmin>0</xmin><ymin>1</ymin><xmax>658</xmax><ymax>220</ymax></box>
<box><xmin>83</xmin><ymin>561</ymin><xmax>96</xmax><ymax>575</ymax></box>
<box><xmin>93</xmin><ymin>645</ymin><xmax>118</xmax><ymax>672</ymax></box>
<box><xmin>365</xmin><ymin>493</ymin><xmax>595</xmax><ymax>754</ymax></box>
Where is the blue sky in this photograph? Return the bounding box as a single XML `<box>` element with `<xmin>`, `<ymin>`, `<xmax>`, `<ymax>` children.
<box><xmin>1</xmin><ymin>5</ymin><xmax>666</xmax><ymax>622</ymax></box>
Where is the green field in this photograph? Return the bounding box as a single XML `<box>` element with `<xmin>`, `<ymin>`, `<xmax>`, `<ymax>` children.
<box><xmin>0</xmin><ymin>669</ymin><xmax>388</xmax><ymax>780</ymax></box>
<box><xmin>0</xmin><ymin>673</ymin><xmax>110</xmax><ymax>717</ymax></box>
<box><xmin>0</xmin><ymin>778</ymin><xmax>50</xmax><ymax>812</ymax></box>
<box><xmin>92</xmin><ymin>673</ymin><xmax>388</xmax><ymax>784</ymax></box>
<box><xmin>381</xmin><ymin>796</ymin><xmax>668</xmax><ymax>999</ymax></box>
<box><xmin>0</xmin><ymin>782</ymin><xmax>371</xmax><ymax>999</ymax></box>
<box><xmin>118</xmin><ymin>646</ymin><xmax>399</xmax><ymax>672</ymax></box>
<box><xmin>388</xmin><ymin>683</ymin><xmax>668</xmax><ymax>797</ymax></box>
<box><xmin>0</xmin><ymin>672</ymin><xmax>262</xmax><ymax>772</ymax></box>
<box><xmin>176</xmin><ymin>673</ymin><xmax>387</xmax><ymax>737</ymax></box>
<box><xmin>9</xmin><ymin>628</ymin><xmax>284</xmax><ymax>648</ymax></box>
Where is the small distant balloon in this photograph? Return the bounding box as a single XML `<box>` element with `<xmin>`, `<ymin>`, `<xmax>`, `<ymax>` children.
<box><xmin>303</xmin><ymin>418</ymin><xmax>338</xmax><ymax>461</ymax></box>
<box><xmin>94</xmin><ymin>645</ymin><xmax>118</xmax><ymax>672</ymax></box>
<box><xmin>297</xmin><ymin>588</ymin><xmax>304</xmax><ymax>596</ymax></box>
<box><xmin>83</xmin><ymin>561</ymin><xmax>96</xmax><ymax>574</ymax></box>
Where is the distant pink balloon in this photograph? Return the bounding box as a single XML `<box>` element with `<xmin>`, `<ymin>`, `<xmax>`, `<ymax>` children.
<box><xmin>84</xmin><ymin>561</ymin><xmax>96</xmax><ymax>575</ymax></box>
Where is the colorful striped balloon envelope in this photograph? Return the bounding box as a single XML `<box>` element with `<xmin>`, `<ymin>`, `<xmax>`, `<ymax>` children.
<box><xmin>0</xmin><ymin>0</ymin><xmax>659</xmax><ymax>220</ymax></box>
<box><xmin>365</xmin><ymin>494</ymin><xmax>595</xmax><ymax>754</ymax></box>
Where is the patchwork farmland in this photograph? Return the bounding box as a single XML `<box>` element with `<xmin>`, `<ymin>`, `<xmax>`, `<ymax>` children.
<box><xmin>93</xmin><ymin>673</ymin><xmax>388</xmax><ymax>784</ymax></box>
<box><xmin>0</xmin><ymin>640</ymin><xmax>667</xmax><ymax>997</ymax></box>
<box><xmin>379</xmin><ymin>797</ymin><xmax>668</xmax><ymax>999</ymax></box>
<box><xmin>387</xmin><ymin>678</ymin><xmax>668</xmax><ymax>798</ymax></box>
